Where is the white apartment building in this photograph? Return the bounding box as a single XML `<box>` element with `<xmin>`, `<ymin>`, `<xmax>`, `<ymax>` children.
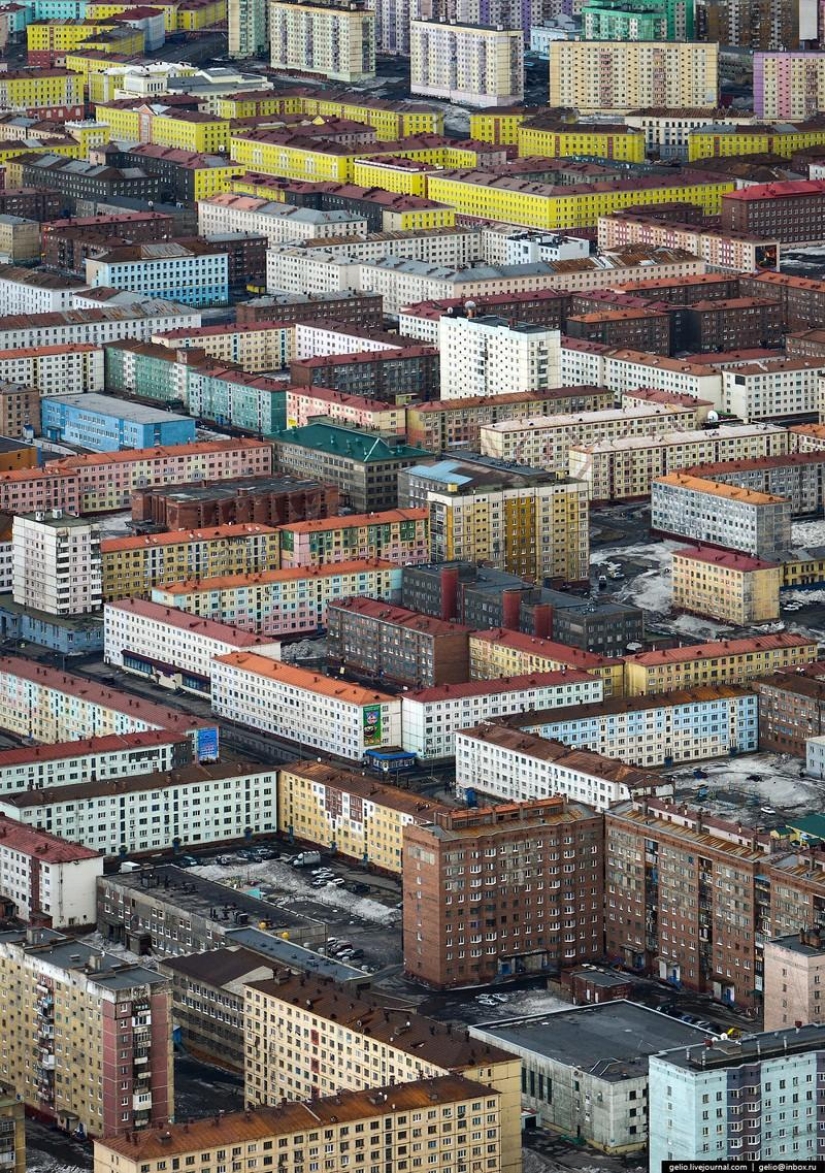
<box><xmin>269</xmin><ymin>0</ymin><xmax>376</xmax><ymax>83</ymax></box>
<box><xmin>455</xmin><ymin>724</ymin><xmax>673</xmax><ymax>810</ymax></box>
<box><xmin>85</xmin><ymin>247</ymin><xmax>229</xmax><ymax>309</ymax></box>
<box><xmin>0</xmin><ymin>529</ymin><xmax>11</xmax><ymax>592</ymax></box>
<box><xmin>650</xmin><ymin>471</ymin><xmax>792</xmax><ymax>560</ymax></box>
<box><xmin>560</xmin><ymin>342</ymin><xmax>724</xmax><ymax>407</ymax></box>
<box><xmin>104</xmin><ymin>599</ymin><xmax>281</xmax><ymax>694</ymax></box>
<box><xmin>0</xmin><ymin>815</ymin><xmax>102</xmax><ymax>926</ymax></box>
<box><xmin>0</xmin><ymin>266</ymin><xmax>85</xmax><ymax>316</ymax></box>
<box><xmin>0</xmin><ymin>762</ymin><xmax>278</xmax><ymax>856</ymax></box>
<box><xmin>438</xmin><ymin>314</ymin><xmax>561</xmax><ymax>400</ymax></box>
<box><xmin>400</xmin><ymin>670</ymin><xmax>604</xmax><ymax>760</ymax></box>
<box><xmin>479</xmin><ymin>404</ymin><xmax>697</xmax><ymax>471</ymax></box>
<box><xmin>508</xmin><ymin>686</ymin><xmax>759</xmax><ymax>768</ymax></box>
<box><xmin>152</xmin><ymin>560</ymin><xmax>402</xmax><ymax>638</ymax></box>
<box><xmin>569</xmin><ymin>423</ymin><xmax>790</xmax><ymax>502</ymax></box>
<box><xmin>12</xmin><ymin>511</ymin><xmax>101</xmax><ymax>617</ymax></box>
<box><xmin>548</xmin><ymin>40</ymin><xmax>719</xmax><ymax>114</ymax></box>
<box><xmin>211</xmin><ymin>651</ymin><xmax>402</xmax><ymax>760</ymax></box>
<box><xmin>0</xmin><ymin>303</ymin><xmax>200</xmax><ymax>352</ymax></box>
<box><xmin>410</xmin><ymin>20</ymin><xmax>524</xmax><ymax>107</ymax></box>
<box><xmin>197</xmin><ymin>194</ymin><xmax>368</xmax><ymax>246</ymax></box>
<box><xmin>293</xmin><ymin>320</ymin><xmax>399</xmax><ymax>360</ymax></box>
<box><xmin>0</xmin><ymin>730</ymin><xmax>191</xmax><ymax>795</ymax></box>
<box><xmin>0</xmin><ymin>655</ymin><xmax>218</xmax><ymax>760</ymax></box>
<box><xmin>722</xmin><ymin>359</ymin><xmax>825</xmax><ymax>421</ymax></box>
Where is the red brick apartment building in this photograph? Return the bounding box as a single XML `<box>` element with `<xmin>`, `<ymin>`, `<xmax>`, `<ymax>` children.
<box><xmin>403</xmin><ymin>797</ymin><xmax>604</xmax><ymax>989</ymax></box>
<box><xmin>721</xmin><ymin>180</ymin><xmax>825</xmax><ymax>243</ymax></box>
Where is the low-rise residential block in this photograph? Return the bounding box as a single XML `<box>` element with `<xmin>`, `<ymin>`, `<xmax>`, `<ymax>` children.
<box><xmin>0</xmin><ymin>730</ymin><xmax>191</xmax><ymax>795</ymax></box>
<box><xmin>469</xmin><ymin>629</ymin><xmax>626</xmax><ymax>697</ymax></box>
<box><xmin>651</xmin><ymin>471</ymin><xmax>792</xmax><ymax>559</ymax></box>
<box><xmin>671</xmin><ymin>546</ymin><xmax>782</xmax><ymax>624</ymax></box>
<box><xmin>0</xmin><ymin>815</ymin><xmax>102</xmax><ymax>927</ymax></box>
<box><xmin>624</xmin><ymin>633</ymin><xmax>817</xmax><ymax>696</ymax></box>
<box><xmin>276</xmin><ymin>508</ymin><xmax>429</xmax><ymax>569</ymax></box>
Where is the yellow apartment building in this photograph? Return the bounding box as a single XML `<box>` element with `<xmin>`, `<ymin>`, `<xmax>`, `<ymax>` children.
<box><xmin>26</xmin><ymin>20</ymin><xmax>145</xmax><ymax>59</ymax></box>
<box><xmin>277</xmin><ymin>761</ymin><xmax>450</xmax><ymax>874</ymax></box>
<box><xmin>93</xmin><ymin>1077</ymin><xmax>501</xmax><ymax>1173</ymax></box>
<box><xmin>469</xmin><ymin>630</ymin><xmax>625</xmax><ymax>697</ymax></box>
<box><xmin>518</xmin><ymin>123</ymin><xmax>646</xmax><ymax>163</ymax></box>
<box><xmin>151</xmin><ymin>111</ymin><xmax>233</xmax><ymax>154</ymax></box>
<box><xmin>425</xmin><ymin>171</ymin><xmax>734</xmax><ymax>230</ymax></box>
<box><xmin>100</xmin><ymin>523</ymin><xmax>280</xmax><ymax>601</ymax></box>
<box><xmin>671</xmin><ymin>547</ymin><xmax>782</xmax><ymax>625</ymax></box>
<box><xmin>0</xmin><ymin>69</ymin><xmax>84</xmax><ymax>111</ymax></box>
<box><xmin>276</xmin><ymin>507</ymin><xmax>429</xmax><ymax>569</ymax></box>
<box><xmin>624</xmin><ymin>633</ymin><xmax>818</xmax><ymax>696</ymax></box>
<box><xmin>688</xmin><ymin>124</ymin><xmax>825</xmax><ymax>162</ymax></box>
<box><xmin>176</xmin><ymin>0</ymin><xmax>226</xmax><ymax>29</ymax></box>
<box><xmin>243</xmin><ymin>973</ymin><xmax>522</xmax><ymax>1173</ymax></box>
<box><xmin>470</xmin><ymin>109</ymin><xmax>531</xmax><ymax>144</ymax></box>
<box><xmin>301</xmin><ymin>95</ymin><xmax>443</xmax><ymax>139</ymax></box>
<box><xmin>352</xmin><ymin>155</ymin><xmax>432</xmax><ymax>194</ymax></box>
<box><xmin>151</xmin><ymin>321</ymin><xmax>293</xmax><ymax>371</ymax></box>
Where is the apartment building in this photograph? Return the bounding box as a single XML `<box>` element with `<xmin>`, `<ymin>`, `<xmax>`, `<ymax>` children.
<box><xmin>480</xmin><ymin>404</ymin><xmax>696</xmax><ymax>473</ymax></box>
<box><xmin>0</xmin><ymin>761</ymin><xmax>278</xmax><ymax>856</ymax></box>
<box><xmin>494</xmin><ymin>684</ymin><xmax>758</xmax><ymax>768</ymax></box>
<box><xmin>289</xmin><ymin>345</ymin><xmax>439</xmax><ymax>400</ymax></box>
<box><xmin>211</xmin><ymin>652</ymin><xmax>401</xmax><ymax>760</ymax></box>
<box><xmin>651</xmin><ymin>471</ymin><xmax>792</xmax><ymax>559</ymax></box>
<box><xmin>100</xmin><ymin>523</ymin><xmax>280</xmax><ymax>602</ymax></box>
<box><xmin>197</xmin><ymin>193</ymin><xmax>368</xmax><ymax>245</ymax></box>
<box><xmin>327</xmin><ymin>597</ymin><xmax>472</xmax><ymax>688</ymax></box>
<box><xmin>400</xmin><ymin>671</ymin><xmax>604</xmax><ymax>761</ymax></box>
<box><xmin>677</xmin><ymin>451</ymin><xmax>825</xmax><ymax>518</ymax></box>
<box><xmin>548</xmin><ymin>40</ymin><xmax>718</xmax><ymax>114</ymax></box>
<box><xmin>0</xmin><ymin>654</ymin><xmax>218</xmax><ymax>759</ymax></box>
<box><xmin>606</xmin><ymin>799</ymin><xmax>772</xmax><ymax>1007</ymax></box>
<box><xmin>437</xmin><ymin>315</ymin><xmax>560</xmax><ymax>401</ymax></box>
<box><xmin>569</xmin><ymin>423</ymin><xmax>790</xmax><ymax>503</ymax></box>
<box><xmin>271</xmin><ymin>422</ymin><xmax>430</xmax><ymax>513</ymax></box>
<box><xmin>40</xmin><ymin>394</ymin><xmax>195</xmax><ymax>452</ymax></box>
<box><xmin>12</xmin><ymin>511</ymin><xmax>101</xmax><ymax>617</ymax></box>
<box><xmin>405</xmin><ymin>387</ymin><xmax>614</xmax><ymax>452</ymax></box>
<box><xmin>648</xmin><ymin>1025</ymin><xmax>825</xmax><ymax>1166</ymax></box>
<box><xmin>285</xmin><ymin>386</ymin><xmax>406</xmax><ymax>433</ymax></box>
<box><xmin>671</xmin><ymin>547</ymin><xmax>782</xmax><ymax>625</ymax></box>
<box><xmin>763</xmin><ymin>926</ymin><xmax>825</xmax><ymax>1031</ymax></box>
<box><xmin>721</xmin><ymin>180</ymin><xmax>825</xmax><ymax>243</ymax></box>
<box><xmin>0</xmin><ymin>929</ymin><xmax>172</xmax><ymax>1138</ymax></box>
<box><xmin>0</xmin><ymin>730</ymin><xmax>192</xmax><ymax>795</ymax></box>
<box><xmin>754</xmin><ymin>52</ymin><xmax>825</xmax><ymax>120</ymax></box>
<box><xmin>269</xmin><ymin>0</ymin><xmax>375</xmax><ymax>83</ymax></box>
<box><xmin>755</xmin><ymin>672</ymin><xmax>825</xmax><ymax>756</ymax></box>
<box><xmin>277</xmin><ymin>760</ymin><xmax>450</xmax><ymax>875</ymax></box>
<box><xmin>95</xmin><ymin>1076</ymin><xmax>502</xmax><ymax>1173</ymax></box>
<box><xmin>560</xmin><ymin>343</ymin><xmax>723</xmax><ymax>407</ymax></box>
<box><xmin>720</xmin><ymin>357</ymin><xmax>825</xmax><ymax>421</ymax></box>
<box><xmin>0</xmin><ymin>1084</ymin><xmax>23</xmax><ymax>1173</ymax></box>
<box><xmin>410</xmin><ymin>21</ymin><xmax>523</xmax><ymax>107</ymax></box>
<box><xmin>597</xmin><ymin>210</ymin><xmax>779</xmax><ymax>272</ymax></box>
<box><xmin>0</xmin><ymin>383</ymin><xmax>36</xmax><ymax>441</ymax></box>
<box><xmin>152</xmin><ymin>560</ymin><xmax>401</xmax><ymax>638</ymax></box>
<box><xmin>85</xmin><ymin>240</ymin><xmax>230</xmax><ymax>308</ymax></box>
<box><xmin>398</xmin><ymin>291</ymin><xmax>572</xmax><ymax>343</ymax></box>
<box><xmin>153</xmin><ymin>321</ymin><xmax>294</xmax><ymax>373</ymax></box>
<box><xmin>740</xmin><ymin>271</ymin><xmax>825</xmax><ymax>331</ymax></box>
<box><xmin>454</xmin><ymin>726</ymin><xmax>672</xmax><ymax>811</ymax></box>
<box><xmin>0</xmin><ymin>815</ymin><xmax>101</xmax><ymax>927</ymax></box>
<box><xmin>0</xmin><ymin>301</ymin><xmax>199</xmax><ymax>354</ymax></box>
<box><xmin>403</xmin><ymin>798</ymin><xmax>603</xmax><ymax>990</ymax></box>
<box><xmin>131</xmin><ymin>476</ymin><xmax>339</xmax><ymax>531</ymax></box>
<box><xmin>104</xmin><ymin>600</ymin><xmax>280</xmax><ymax>694</ymax></box>
<box><xmin>41</xmin><ymin>212</ymin><xmax>173</xmax><ymax>273</ymax></box>
<box><xmin>625</xmin><ymin>634</ymin><xmax>817</xmax><ymax>696</ymax></box>
<box><xmin>469</xmin><ymin>629</ymin><xmax>625</xmax><ymax>697</ymax></box>
<box><xmin>243</xmin><ymin>973</ymin><xmax>522</xmax><ymax>1173</ymax></box>
<box><xmin>276</xmin><ymin>509</ymin><xmax>427</xmax><ymax>569</ymax></box>
<box><xmin>0</xmin><ymin>345</ymin><xmax>103</xmax><ymax>401</ymax></box>
<box><xmin>399</xmin><ymin>458</ymin><xmax>589</xmax><ymax>585</ymax></box>
<box><xmin>0</xmin><ymin>266</ymin><xmax>84</xmax><ymax>316</ymax></box>
<box><xmin>112</xmin><ymin>146</ymin><xmax>245</xmax><ymax>204</ymax></box>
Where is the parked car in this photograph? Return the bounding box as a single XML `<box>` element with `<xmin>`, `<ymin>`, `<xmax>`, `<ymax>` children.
<box><xmin>175</xmin><ymin>855</ymin><xmax>199</xmax><ymax>868</ymax></box>
<box><xmin>215</xmin><ymin>855</ymin><xmax>233</xmax><ymax>866</ymax></box>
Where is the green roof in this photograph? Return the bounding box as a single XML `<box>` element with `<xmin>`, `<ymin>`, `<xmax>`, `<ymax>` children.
<box><xmin>787</xmin><ymin>813</ymin><xmax>825</xmax><ymax>842</ymax></box>
<box><xmin>273</xmin><ymin>421</ymin><xmax>430</xmax><ymax>463</ymax></box>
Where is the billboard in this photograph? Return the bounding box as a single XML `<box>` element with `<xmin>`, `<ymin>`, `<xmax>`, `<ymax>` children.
<box><xmin>362</xmin><ymin>704</ymin><xmax>382</xmax><ymax>745</ymax></box>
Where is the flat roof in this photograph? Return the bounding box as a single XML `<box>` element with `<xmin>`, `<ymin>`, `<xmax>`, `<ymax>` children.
<box><xmin>41</xmin><ymin>392</ymin><xmax>191</xmax><ymax>425</ymax></box>
<box><xmin>658</xmin><ymin>1023</ymin><xmax>825</xmax><ymax>1072</ymax></box>
<box><xmin>472</xmin><ymin>1001</ymin><xmax>709</xmax><ymax>1079</ymax></box>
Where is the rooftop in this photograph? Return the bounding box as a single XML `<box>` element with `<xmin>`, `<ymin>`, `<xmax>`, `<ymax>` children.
<box><xmin>653</xmin><ymin>471</ymin><xmax>786</xmax><ymax>505</ymax></box>
<box><xmin>329</xmin><ymin>596</ymin><xmax>472</xmax><ymax>637</ymax></box>
<box><xmin>496</xmin><ymin>684</ymin><xmax>756</xmax><ymax>730</ymax></box>
<box><xmin>100</xmin><ymin>522</ymin><xmax>277</xmax><ymax>554</ymax></box>
<box><xmin>0</xmin><ymin>813</ymin><xmax>99</xmax><ymax>863</ymax></box>
<box><xmin>281</xmin><ymin>760</ymin><xmax>451</xmax><ymax>820</ymax></box>
<box><xmin>273</xmin><ymin>421</ymin><xmax>429</xmax><ymax>463</ymax></box>
<box><xmin>0</xmin><ymin>730</ymin><xmax>189</xmax><ymax>770</ymax></box>
<box><xmin>625</xmin><ymin>632</ymin><xmax>816</xmax><ymax>667</ymax></box>
<box><xmin>672</xmin><ymin>545</ymin><xmax>779</xmax><ymax>571</ymax></box>
<box><xmin>105</xmin><ymin>599</ymin><xmax>280</xmax><ymax>647</ymax></box>
<box><xmin>41</xmin><ymin>392</ymin><xmax>191</xmax><ymax>426</ymax></box>
<box><xmin>472</xmin><ymin>1001</ymin><xmax>710</xmax><ymax>1080</ymax></box>
<box><xmin>279</xmin><ymin>508</ymin><xmax>427</xmax><ymax>535</ymax></box>
<box><xmin>656</xmin><ymin>1023</ymin><xmax>825</xmax><ymax>1072</ymax></box>
<box><xmin>406</xmin><ymin>670</ymin><xmax>594</xmax><ymax>704</ymax></box>
<box><xmin>469</xmin><ymin>628</ymin><xmax>616</xmax><ymax>670</ymax></box>
<box><xmin>156</xmin><ymin>558</ymin><xmax>398</xmax><ymax>595</ymax></box>
<box><xmin>215</xmin><ymin>651</ymin><xmax>397</xmax><ymax>706</ymax></box>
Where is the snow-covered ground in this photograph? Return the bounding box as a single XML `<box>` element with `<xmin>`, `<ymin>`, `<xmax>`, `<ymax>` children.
<box><xmin>667</xmin><ymin>750</ymin><xmax>825</xmax><ymax>823</ymax></box>
<box><xmin>792</xmin><ymin>519</ymin><xmax>825</xmax><ymax>548</ymax></box>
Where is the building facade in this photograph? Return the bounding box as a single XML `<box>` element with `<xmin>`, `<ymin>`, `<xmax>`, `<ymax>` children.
<box><xmin>12</xmin><ymin>511</ymin><xmax>102</xmax><ymax>617</ymax></box>
<box><xmin>651</xmin><ymin>471</ymin><xmax>791</xmax><ymax>560</ymax></box>
<box><xmin>671</xmin><ymin>547</ymin><xmax>782</xmax><ymax>625</ymax></box>
<box><xmin>624</xmin><ymin>634</ymin><xmax>818</xmax><ymax>697</ymax></box>
<box><xmin>0</xmin><ymin>815</ymin><xmax>102</xmax><ymax>926</ymax></box>
<box><xmin>547</xmin><ymin>40</ymin><xmax>718</xmax><ymax>114</ymax></box>
<box><xmin>269</xmin><ymin>0</ymin><xmax>375</xmax><ymax>83</ymax></box>
<box><xmin>763</xmin><ymin>927</ymin><xmax>825</xmax><ymax>1032</ymax></box>
<box><xmin>410</xmin><ymin>21</ymin><xmax>524</xmax><ymax>108</ymax></box>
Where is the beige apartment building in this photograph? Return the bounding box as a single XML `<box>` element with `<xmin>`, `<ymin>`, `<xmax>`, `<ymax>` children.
<box><xmin>623</xmin><ymin>633</ymin><xmax>817</xmax><ymax>696</ymax></box>
<box><xmin>269</xmin><ymin>0</ymin><xmax>376</xmax><ymax>83</ymax></box>
<box><xmin>244</xmin><ymin>972</ymin><xmax>522</xmax><ymax>1173</ymax></box>
<box><xmin>763</xmin><ymin>927</ymin><xmax>825</xmax><ymax>1031</ymax></box>
<box><xmin>671</xmin><ymin>546</ymin><xmax>782</xmax><ymax>625</ymax></box>
<box><xmin>548</xmin><ymin>40</ymin><xmax>719</xmax><ymax>114</ymax></box>
<box><xmin>93</xmin><ymin>1076</ymin><xmax>500</xmax><ymax>1173</ymax></box>
<box><xmin>411</xmin><ymin>21</ymin><xmax>524</xmax><ymax>107</ymax></box>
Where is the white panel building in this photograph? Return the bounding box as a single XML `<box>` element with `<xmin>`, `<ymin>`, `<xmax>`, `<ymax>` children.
<box><xmin>269</xmin><ymin>0</ymin><xmax>376</xmax><ymax>84</ymax></box>
<box><xmin>0</xmin><ymin>762</ymin><xmax>278</xmax><ymax>856</ymax></box>
<box><xmin>0</xmin><ymin>730</ymin><xmax>192</xmax><ymax>795</ymax></box>
<box><xmin>104</xmin><ymin>599</ymin><xmax>281</xmax><ymax>694</ymax></box>
<box><xmin>438</xmin><ymin>315</ymin><xmax>561</xmax><ymax>400</ymax></box>
<box><xmin>410</xmin><ymin>20</ymin><xmax>524</xmax><ymax>107</ymax></box>
<box><xmin>0</xmin><ymin>814</ymin><xmax>103</xmax><ymax>927</ymax></box>
<box><xmin>197</xmin><ymin>195</ymin><xmax>368</xmax><ymax>246</ymax></box>
<box><xmin>12</xmin><ymin>511</ymin><xmax>102</xmax><ymax>617</ymax></box>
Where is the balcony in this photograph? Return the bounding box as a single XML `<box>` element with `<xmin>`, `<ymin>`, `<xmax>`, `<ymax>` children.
<box><xmin>133</xmin><ymin>1094</ymin><xmax>152</xmax><ymax>1111</ymax></box>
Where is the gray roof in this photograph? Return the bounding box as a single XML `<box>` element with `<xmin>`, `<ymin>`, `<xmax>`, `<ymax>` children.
<box><xmin>224</xmin><ymin>926</ymin><xmax>367</xmax><ymax>984</ymax></box>
<box><xmin>657</xmin><ymin>1022</ymin><xmax>825</xmax><ymax>1072</ymax></box>
<box><xmin>41</xmin><ymin>393</ymin><xmax>191</xmax><ymax>426</ymax></box>
<box><xmin>471</xmin><ymin>1000</ymin><xmax>711</xmax><ymax>1081</ymax></box>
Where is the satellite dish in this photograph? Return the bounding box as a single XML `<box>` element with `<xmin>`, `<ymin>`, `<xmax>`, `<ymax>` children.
<box><xmin>707</xmin><ymin>410</ymin><xmax>719</xmax><ymax>422</ymax></box>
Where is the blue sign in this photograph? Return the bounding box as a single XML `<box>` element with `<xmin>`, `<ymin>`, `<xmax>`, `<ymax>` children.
<box><xmin>196</xmin><ymin>726</ymin><xmax>220</xmax><ymax>761</ymax></box>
